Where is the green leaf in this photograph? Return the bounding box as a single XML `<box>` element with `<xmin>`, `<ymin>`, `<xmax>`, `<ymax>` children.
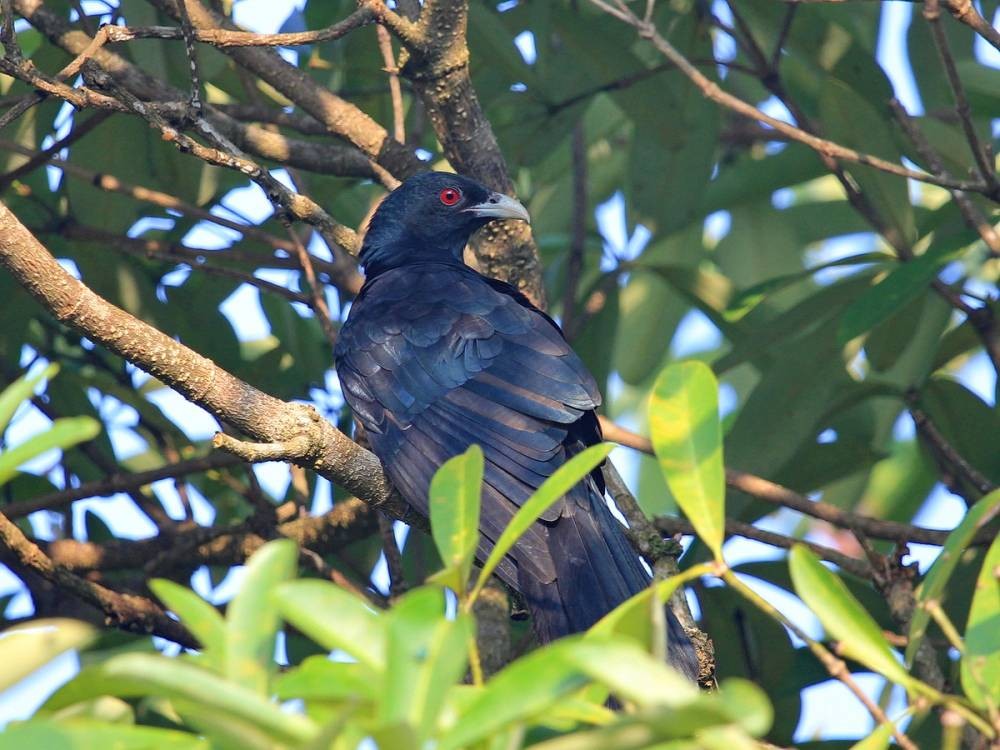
<box><xmin>272</xmin><ymin>579</ymin><xmax>385</xmax><ymax>670</ymax></box>
<box><xmin>561</xmin><ymin>638</ymin><xmax>697</xmax><ymax>708</ymax></box>
<box><xmin>149</xmin><ymin>579</ymin><xmax>226</xmax><ymax>668</ymax></box>
<box><xmin>907</xmin><ymin>489</ymin><xmax>1000</xmax><ymax>667</ymax></box>
<box><xmin>274</xmin><ymin>656</ymin><xmax>377</xmax><ymax>702</ymax></box>
<box><xmin>469</xmin><ymin>442</ymin><xmax>613</xmax><ymax>602</ymax></box>
<box><xmin>649</xmin><ymin>361</ymin><xmax>725</xmax><ymax>558</ymax></box>
<box><xmin>588</xmin><ymin>563</ymin><xmax>713</xmax><ymax>660</ymax></box>
<box><xmin>437</xmin><ymin>639</ymin><xmax>591</xmax><ymax>750</ymax></box>
<box><xmin>849</xmin><ymin>718</ymin><xmax>895</xmax><ymax>750</ymax></box>
<box><xmin>0</xmin><ymin>416</ymin><xmax>101</xmax><ymax>486</ymax></box>
<box><xmin>819</xmin><ymin>78</ymin><xmax>914</xmax><ymax>246</ymax></box>
<box><xmin>380</xmin><ymin>587</ymin><xmax>472</xmax><ymax>741</ymax></box>
<box><xmin>716</xmin><ymin>678</ymin><xmax>774</xmax><ymax>738</ymax></box>
<box><xmin>0</xmin><ymin>720</ymin><xmax>208</xmax><ymax>750</ymax></box>
<box><xmin>0</xmin><ymin>619</ymin><xmax>96</xmax><ymax>692</ymax></box>
<box><xmin>960</xmin><ymin>530</ymin><xmax>1000</xmax><ymax>711</ymax></box>
<box><xmin>428</xmin><ymin>445</ymin><xmax>483</xmax><ymax>593</ymax></box>
<box><xmin>43</xmin><ymin>653</ymin><xmax>317</xmax><ymax>745</ymax></box>
<box><xmin>838</xmin><ymin>245</ymin><xmax>968</xmax><ymax>344</ymax></box>
<box><xmin>225</xmin><ymin>539</ymin><xmax>297</xmax><ymax>693</ymax></box>
<box><xmin>0</xmin><ymin>363</ymin><xmax>58</xmax><ymax>434</ymax></box>
<box><xmin>789</xmin><ymin>546</ymin><xmax>913</xmax><ymax>686</ymax></box>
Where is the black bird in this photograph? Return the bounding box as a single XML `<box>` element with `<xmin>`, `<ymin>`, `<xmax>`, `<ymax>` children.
<box><xmin>335</xmin><ymin>172</ymin><xmax>698</xmax><ymax>679</ymax></box>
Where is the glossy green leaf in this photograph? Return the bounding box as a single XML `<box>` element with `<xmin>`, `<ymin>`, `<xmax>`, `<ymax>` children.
<box><xmin>649</xmin><ymin>361</ymin><xmax>725</xmax><ymax>558</ymax></box>
<box><xmin>428</xmin><ymin>445</ymin><xmax>483</xmax><ymax>593</ymax></box>
<box><xmin>561</xmin><ymin>638</ymin><xmax>697</xmax><ymax>708</ymax></box>
<box><xmin>588</xmin><ymin>563</ymin><xmax>713</xmax><ymax>661</ymax></box>
<box><xmin>0</xmin><ymin>416</ymin><xmax>101</xmax><ymax>486</ymax></box>
<box><xmin>272</xmin><ymin>579</ymin><xmax>385</xmax><ymax>669</ymax></box>
<box><xmin>907</xmin><ymin>488</ymin><xmax>1000</xmax><ymax>667</ymax></box>
<box><xmin>470</xmin><ymin>442</ymin><xmax>613</xmax><ymax>601</ymax></box>
<box><xmin>0</xmin><ymin>720</ymin><xmax>208</xmax><ymax>750</ymax></box>
<box><xmin>0</xmin><ymin>362</ymin><xmax>58</xmax><ymax>434</ymax></box>
<box><xmin>0</xmin><ymin>619</ymin><xmax>95</xmax><ymax>692</ymax></box>
<box><xmin>380</xmin><ymin>587</ymin><xmax>472</xmax><ymax>741</ymax></box>
<box><xmin>849</xmin><ymin>718</ymin><xmax>895</xmax><ymax>749</ymax></box>
<box><xmin>839</xmin><ymin>245</ymin><xmax>968</xmax><ymax>344</ymax></box>
<box><xmin>960</xmin><ymin>531</ymin><xmax>1000</xmax><ymax>711</ymax></box>
<box><xmin>437</xmin><ymin>638</ymin><xmax>590</xmax><ymax>750</ymax></box>
<box><xmin>789</xmin><ymin>545</ymin><xmax>912</xmax><ymax>686</ymax></box>
<box><xmin>149</xmin><ymin>579</ymin><xmax>226</xmax><ymax>667</ymax></box>
<box><xmin>43</xmin><ymin>653</ymin><xmax>317</xmax><ymax>744</ymax></box>
<box><xmin>225</xmin><ymin>539</ymin><xmax>297</xmax><ymax>693</ymax></box>
<box><xmin>819</xmin><ymin>78</ymin><xmax>914</xmax><ymax>247</ymax></box>
<box><xmin>274</xmin><ymin>656</ymin><xmax>377</xmax><ymax>702</ymax></box>
<box><xmin>716</xmin><ymin>678</ymin><xmax>773</xmax><ymax>738</ymax></box>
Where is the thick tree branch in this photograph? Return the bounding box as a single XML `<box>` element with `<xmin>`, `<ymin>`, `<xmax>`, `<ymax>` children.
<box><xmin>0</xmin><ymin>199</ymin><xmax>418</xmax><ymax>530</ymax></box>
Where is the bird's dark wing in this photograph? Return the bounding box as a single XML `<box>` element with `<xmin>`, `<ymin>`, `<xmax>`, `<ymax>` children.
<box><xmin>335</xmin><ymin>262</ymin><xmax>602</xmax><ymax>586</ymax></box>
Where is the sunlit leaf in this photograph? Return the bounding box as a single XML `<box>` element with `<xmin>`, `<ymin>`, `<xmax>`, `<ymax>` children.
<box><xmin>960</xmin><ymin>531</ymin><xmax>1000</xmax><ymax>711</ymax></box>
<box><xmin>149</xmin><ymin>579</ymin><xmax>226</xmax><ymax>668</ymax></box>
<box><xmin>0</xmin><ymin>720</ymin><xmax>208</xmax><ymax>750</ymax></box>
<box><xmin>272</xmin><ymin>579</ymin><xmax>385</xmax><ymax>669</ymax></box>
<box><xmin>224</xmin><ymin>539</ymin><xmax>297</xmax><ymax>693</ymax></box>
<box><xmin>380</xmin><ymin>588</ymin><xmax>472</xmax><ymax>741</ymax></box>
<box><xmin>789</xmin><ymin>545</ymin><xmax>913</xmax><ymax>686</ymax></box>
<box><xmin>649</xmin><ymin>361</ymin><xmax>725</xmax><ymax>558</ymax></box>
<box><xmin>907</xmin><ymin>489</ymin><xmax>1000</xmax><ymax>667</ymax></box>
<box><xmin>43</xmin><ymin>653</ymin><xmax>317</xmax><ymax>744</ymax></box>
<box><xmin>0</xmin><ymin>362</ymin><xmax>58</xmax><ymax>434</ymax></box>
<box><xmin>428</xmin><ymin>445</ymin><xmax>483</xmax><ymax>593</ymax></box>
<box><xmin>0</xmin><ymin>619</ymin><xmax>95</xmax><ymax>692</ymax></box>
<box><xmin>0</xmin><ymin>416</ymin><xmax>101</xmax><ymax>486</ymax></box>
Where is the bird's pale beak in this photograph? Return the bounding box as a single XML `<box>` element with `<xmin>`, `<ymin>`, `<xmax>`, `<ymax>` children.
<box><xmin>464</xmin><ymin>192</ymin><xmax>531</xmax><ymax>223</ymax></box>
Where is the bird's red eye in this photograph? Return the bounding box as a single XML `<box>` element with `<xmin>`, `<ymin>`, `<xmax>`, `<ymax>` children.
<box><xmin>439</xmin><ymin>187</ymin><xmax>462</xmax><ymax>206</ymax></box>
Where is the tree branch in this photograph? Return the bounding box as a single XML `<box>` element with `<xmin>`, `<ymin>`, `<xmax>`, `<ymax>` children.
<box><xmin>0</xmin><ymin>509</ymin><xmax>197</xmax><ymax>647</ymax></box>
<box><xmin>0</xmin><ymin>199</ymin><xmax>420</xmax><ymax>531</ymax></box>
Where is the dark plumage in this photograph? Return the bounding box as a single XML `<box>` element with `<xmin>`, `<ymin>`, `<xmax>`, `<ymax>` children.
<box><xmin>335</xmin><ymin>172</ymin><xmax>698</xmax><ymax>679</ymax></box>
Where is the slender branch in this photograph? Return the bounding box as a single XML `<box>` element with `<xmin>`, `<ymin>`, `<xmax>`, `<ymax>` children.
<box><xmin>889</xmin><ymin>100</ymin><xmax>1000</xmax><ymax>256</ymax></box>
<box><xmin>587</xmin><ymin>0</ymin><xmax>997</xmax><ymax>199</ymax></box>
<box><xmin>923</xmin><ymin>0</ymin><xmax>998</xmax><ymax>192</ymax></box>
<box><xmin>561</xmin><ymin>122</ymin><xmax>587</xmax><ymax>339</ymax></box>
<box><xmin>0</xmin><ymin>509</ymin><xmax>197</xmax><ymax>647</ymax></box>
<box><xmin>910</xmin><ymin>402</ymin><xmax>997</xmax><ymax>500</ymax></box>
<box><xmin>722</xmin><ymin>570</ymin><xmax>920</xmax><ymax>750</ymax></box>
<box><xmin>375</xmin><ymin>25</ymin><xmax>406</xmax><ymax>143</ymax></box>
<box><xmin>4</xmin><ymin>453</ymin><xmax>242</xmax><ymax>518</ymax></box>
<box><xmin>654</xmin><ymin>515</ymin><xmax>871</xmax><ymax>578</ymax></box>
<box><xmin>598</xmin><ymin>417</ymin><xmax>995</xmax><ymax>547</ymax></box>
<box><xmin>83</xmin><ymin>6</ymin><xmax>376</xmax><ymax>48</ymax></box>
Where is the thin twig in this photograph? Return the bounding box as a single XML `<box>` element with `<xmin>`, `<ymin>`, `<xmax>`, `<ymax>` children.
<box><xmin>288</xmin><ymin>225</ymin><xmax>338</xmax><ymax>348</ymax></box>
<box><xmin>0</xmin><ymin>509</ymin><xmax>198</xmax><ymax>647</ymax></box>
<box><xmin>561</xmin><ymin>122</ymin><xmax>587</xmax><ymax>339</ymax></box>
<box><xmin>924</xmin><ymin>0</ymin><xmax>998</xmax><ymax>192</ymax></box>
<box><xmin>587</xmin><ymin>0</ymin><xmax>997</xmax><ymax>198</ymax></box>
<box><xmin>174</xmin><ymin>0</ymin><xmax>204</xmax><ymax>116</ymax></box>
<box><xmin>722</xmin><ymin>570</ymin><xmax>920</xmax><ymax>750</ymax></box>
<box><xmin>598</xmin><ymin>417</ymin><xmax>995</xmax><ymax>547</ymax></box>
<box><xmin>375</xmin><ymin>25</ymin><xmax>405</xmax><ymax>143</ymax></box>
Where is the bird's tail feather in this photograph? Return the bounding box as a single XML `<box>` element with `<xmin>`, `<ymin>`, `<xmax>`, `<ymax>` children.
<box><xmin>517</xmin><ymin>481</ymin><xmax>701</xmax><ymax>682</ymax></box>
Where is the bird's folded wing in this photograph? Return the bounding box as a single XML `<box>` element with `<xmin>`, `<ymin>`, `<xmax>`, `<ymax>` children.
<box><xmin>335</xmin><ymin>265</ymin><xmax>603</xmax><ymax>581</ymax></box>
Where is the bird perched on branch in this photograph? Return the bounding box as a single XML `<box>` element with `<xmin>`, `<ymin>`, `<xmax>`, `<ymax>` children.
<box><xmin>335</xmin><ymin>172</ymin><xmax>698</xmax><ymax>679</ymax></box>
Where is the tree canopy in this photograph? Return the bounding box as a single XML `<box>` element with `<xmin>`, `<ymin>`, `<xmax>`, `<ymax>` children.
<box><xmin>0</xmin><ymin>0</ymin><xmax>999</xmax><ymax>748</ymax></box>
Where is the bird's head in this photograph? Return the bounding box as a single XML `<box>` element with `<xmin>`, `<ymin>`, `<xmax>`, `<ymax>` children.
<box><xmin>360</xmin><ymin>172</ymin><xmax>530</xmax><ymax>275</ymax></box>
